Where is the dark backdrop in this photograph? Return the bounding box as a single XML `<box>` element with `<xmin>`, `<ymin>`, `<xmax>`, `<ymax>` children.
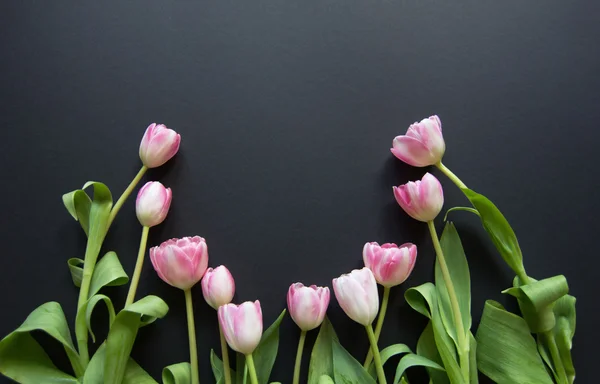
<box><xmin>1</xmin><ymin>1</ymin><xmax>598</xmax><ymax>383</ymax></box>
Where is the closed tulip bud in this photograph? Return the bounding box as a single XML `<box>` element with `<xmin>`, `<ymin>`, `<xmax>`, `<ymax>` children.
<box><xmin>218</xmin><ymin>301</ymin><xmax>263</xmax><ymax>355</ymax></box>
<box><xmin>287</xmin><ymin>283</ymin><xmax>330</xmax><ymax>331</ymax></box>
<box><xmin>202</xmin><ymin>266</ymin><xmax>236</xmax><ymax>310</ymax></box>
<box><xmin>332</xmin><ymin>268</ymin><xmax>379</xmax><ymax>326</ymax></box>
<box><xmin>136</xmin><ymin>181</ymin><xmax>172</xmax><ymax>227</ymax></box>
<box><xmin>363</xmin><ymin>242</ymin><xmax>417</xmax><ymax>287</ymax></box>
<box><xmin>139</xmin><ymin>123</ymin><xmax>181</xmax><ymax>168</ymax></box>
<box><xmin>391</xmin><ymin>115</ymin><xmax>445</xmax><ymax>167</ymax></box>
<box><xmin>149</xmin><ymin>236</ymin><xmax>209</xmax><ymax>290</ymax></box>
<box><xmin>393</xmin><ymin>173</ymin><xmax>444</xmax><ymax>222</ymax></box>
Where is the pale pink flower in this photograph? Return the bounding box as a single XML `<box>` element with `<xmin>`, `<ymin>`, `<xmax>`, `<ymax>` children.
<box><xmin>139</xmin><ymin>123</ymin><xmax>181</xmax><ymax>168</ymax></box>
<box><xmin>218</xmin><ymin>301</ymin><xmax>263</xmax><ymax>354</ymax></box>
<box><xmin>391</xmin><ymin>115</ymin><xmax>445</xmax><ymax>167</ymax></box>
<box><xmin>287</xmin><ymin>283</ymin><xmax>330</xmax><ymax>331</ymax></box>
<box><xmin>149</xmin><ymin>236</ymin><xmax>208</xmax><ymax>290</ymax></box>
<box><xmin>363</xmin><ymin>242</ymin><xmax>417</xmax><ymax>287</ymax></box>
<box><xmin>202</xmin><ymin>266</ymin><xmax>236</xmax><ymax>310</ymax></box>
<box><xmin>393</xmin><ymin>173</ymin><xmax>444</xmax><ymax>222</ymax></box>
<box><xmin>332</xmin><ymin>268</ymin><xmax>379</xmax><ymax>326</ymax></box>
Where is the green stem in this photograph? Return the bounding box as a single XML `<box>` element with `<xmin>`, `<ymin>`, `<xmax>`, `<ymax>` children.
<box><xmin>219</xmin><ymin>322</ymin><xmax>232</xmax><ymax>384</ymax></box>
<box><xmin>365</xmin><ymin>325</ymin><xmax>387</xmax><ymax>384</ymax></box>
<box><xmin>125</xmin><ymin>225</ymin><xmax>150</xmax><ymax>306</ymax></box>
<box><xmin>544</xmin><ymin>331</ymin><xmax>568</xmax><ymax>384</ymax></box>
<box><xmin>185</xmin><ymin>289</ymin><xmax>200</xmax><ymax>384</ymax></box>
<box><xmin>245</xmin><ymin>353</ymin><xmax>259</xmax><ymax>384</ymax></box>
<box><xmin>427</xmin><ymin>220</ymin><xmax>469</xmax><ymax>382</ymax></box>
<box><xmin>107</xmin><ymin>165</ymin><xmax>147</xmax><ymax>228</ymax></box>
<box><xmin>436</xmin><ymin>162</ymin><xmax>467</xmax><ymax>189</ymax></box>
<box><xmin>364</xmin><ymin>286</ymin><xmax>391</xmax><ymax>369</ymax></box>
<box><xmin>293</xmin><ymin>330</ymin><xmax>307</xmax><ymax>384</ymax></box>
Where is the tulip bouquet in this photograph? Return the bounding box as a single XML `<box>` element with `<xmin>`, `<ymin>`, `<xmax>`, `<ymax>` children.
<box><xmin>0</xmin><ymin>117</ymin><xmax>575</xmax><ymax>384</ymax></box>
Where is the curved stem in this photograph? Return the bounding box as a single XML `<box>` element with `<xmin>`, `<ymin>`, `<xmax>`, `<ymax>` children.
<box><xmin>107</xmin><ymin>165</ymin><xmax>147</xmax><ymax>228</ymax></box>
<box><xmin>365</xmin><ymin>325</ymin><xmax>387</xmax><ymax>384</ymax></box>
<box><xmin>364</xmin><ymin>286</ymin><xmax>391</xmax><ymax>368</ymax></box>
<box><xmin>185</xmin><ymin>289</ymin><xmax>200</xmax><ymax>384</ymax></box>
<box><xmin>544</xmin><ymin>331</ymin><xmax>568</xmax><ymax>384</ymax></box>
<box><xmin>125</xmin><ymin>225</ymin><xmax>150</xmax><ymax>306</ymax></box>
<box><xmin>293</xmin><ymin>330</ymin><xmax>307</xmax><ymax>384</ymax></box>
<box><xmin>245</xmin><ymin>353</ymin><xmax>259</xmax><ymax>384</ymax></box>
<box><xmin>427</xmin><ymin>220</ymin><xmax>469</xmax><ymax>382</ymax></box>
<box><xmin>436</xmin><ymin>162</ymin><xmax>467</xmax><ymax>189</ymax></box>
<box><xmin>219</xmin><ymin>322</ymin><xmax>232</xmax><ymax>384</ymax></box>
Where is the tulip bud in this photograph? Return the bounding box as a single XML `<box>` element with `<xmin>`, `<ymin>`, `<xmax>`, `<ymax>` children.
<box><xmin>149</xmin><ymin>236</ymin><xmax>209</xmax><ymax>290</ymax></box>
<box><xmin>393</xmin><ymin>173</ymin><xmax>444</xmax><ymax>222</ymax></box>
<box><xmin>287</xmin><ymin>283</ymin><xmax>330</xmax><ymax>331</ymax></box>
<box><xmin>218</xmin><ymin>301</ymin><xmax>263</xmax><ymax>355</ymax></box>
<box><xmin>363</xmin><ymin>242</ymin><xmax>417</xmax><ymax>287</ymax></box>
<box><xmin>391</xmin><ymin>115</ymin><xmax>445</xmax><ymax>167</ymax></box>
<box><xmin>202</xmin><ymin>266</ymin><xmax>236</xmax><ymax>310</ymax></box>
<box><xmin>136</xmin><ymin>181</ymin><xmax>172</xmax><ymax>227</ymax></box>
<box><xmin>332</xmin><ymin>268</ymin><xmax>379</xmax><ymax>326</ymax></box>
<box><xmin>139</xmin><ymin>123</ymin><xmax>181</xmax><ymax>168</ymax></box>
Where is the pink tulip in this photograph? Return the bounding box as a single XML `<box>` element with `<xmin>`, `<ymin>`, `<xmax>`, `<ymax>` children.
<box><xmin>218</xmin><ymin>301</ymin><xmax>263</xmax><ymax>355</ymax></box>
<box><xmin>202</xmin><ymin>266</ymin><xmax>236</xmax><ymax>310</ymax></box>
<box><xmin>287</xmin><ymin>283</ymin><xmax>330</xmax><ymax>331</ymax></box>
<box><xmin>149</xmin><ymin>236</ymin><xmax>209</xmax><ymax>290</ymax></box>
<box><xmin>332</xmin><ymin>268</ymin><xmax>379</xmax><ymax>326</ymax></box>
<box><xmin>391</xmin><ymin>115</ymin><xmax>445</xmax><ymax>167</ymax></box>
<box><xmin>393</xmin><ymin>173</ymin><xmax>444</xmax><ymax>222</ymax></box>
<box><xmin>363</xmin><ymin>242</ymin><xmax>417</xmax><ymax>287</ymax></box>
<box><xmin>139</xmin><ymin>123</ymin><xmax>181</xmax><ymax>168</ymax></box>
<box><xmin>136</xmin><ymin>181</ymin><xmax>172</xmax><ymax>227</ymax></box>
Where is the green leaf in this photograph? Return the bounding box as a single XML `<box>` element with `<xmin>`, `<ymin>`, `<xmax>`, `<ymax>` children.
<box><xmin>68</xmin><ymin>258</ymin><xmax>85</xmax><ymax>287</ymax></box>
<box><xmin>553</xmin><ymin>294</ymin><xmax>576</xmax><ymax>383</ymax></box>
<box><xmin>84</xmin><ymin>294</ymin><xmax>116</xmax><ymax>342</ymax></box>
<box><xmin>468</xmin><ymin>332</ymin><xmax>478</xmax><ymax>384</ymax></box>
<box><xmin>0</xmin><ymin>301</ymin><xmax>83</xmax><ymax>380</ymax></box>
<box><xmin>236</xmin><ymin>352</ymin><xmax>247</xmax><ymax>384</ymax></box>
<box><xmin>83</xmin><ymin>343</ymin><xmax>158</xmax><ymax>384</ymax></box>
<box><xmin>475</xmin><ymin>300</ymin><xmax>552</xmax><ymax>384</ymax></box>
<box><xmin>89</xmin><ymin>251</ymin><xmax>129</xmax><ymax>297</ymax></box>
<box><xmin>416</xmin><ymin>322</ymin><xmax>449</xmax><ymax>384</ymax></box>
<box><xmin>461</xmin><ymin>188</ymin><xmax>526</xmax><ymax>276</ymax></box>
<box><xmin>251</xmin><ymin>309</ymin><xmax>286</xmax><ymax>384</ymax></box>
<box><xmin>162</xmin><ymin>362</ymin><xmax>192</xmax><ymax>384</ymax></box>
<box><xmin>308</xmin><ymin>317</ymin><xmax>337</xmax><ymax>384</ymax></box>
<box><xmin>503</xmin><ymin>275</ymin><xmax>569</xmax><ymax>333</ymax></box>
<box><xmin>211</xmin><ymin>349</ymin><xmax>237</xmax><ymax>384</ymax></box>
<box><xmin>62</xmin><ymin>188</ymin><xmax>92</xmax><ymax>235</ymax></box>
<box><xmin>393</xmin><ymin>353</ymin><xmax>445</xmax><ymax>384</ymax></box>
<box><xmin>444</xmin><ymin>207</ymin><xmax>480</xmax><ymax>221</ymax></box>
<box><xmin>368</xmin><ymin>344</ymin><xmax>412</xmax><ymax>379</ymax></box>
<box><xmin>332</xmin><ymin>338</ymin><xmax>376</xmax><ymax>384</ymax></box>
<box><xmin>318</xmin><ymin>375</ymin><xmax>335</xmax><ymax>384</ymax></box>
<box><xmin>435</xmin><ymin>222</ymin><xmax>471</xmax><ymax>350</ymax></box>
<box><xmin>405</xmin><ymin>283</ymin><xmax>464</xmax><ymax>384</ymax></box>
<box><xmin>104</xmin><ymin>296</ymin><xmax>169</xmax><ymax>384</ymax></box>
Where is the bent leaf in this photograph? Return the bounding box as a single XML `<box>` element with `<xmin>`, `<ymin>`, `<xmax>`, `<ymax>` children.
<box><xmin>332</xmin><ymin>338</ymin><xmax>376</xmax><ymax>384</ymax></box>
<box><xmin>83</xmin><ymin>343</ymin><xmax>158</xmax><ymax>384</ymax></box>
<box><xmin>62</xmin><ymin>188</ymin><xmax>92</xmax><ymax>235</ymax></box>
<box><xmin>0</xmin><ymin>301</ymin><xmax>83</xmax><ymax>380</ymax></box>
<box><xmin>553</xmin><ymin>294</ymin><xmax>576</xmax><ymax>383</ymax></box>
<box><xmin>476</xmin><ymin>300</ymin><xmax>552</xmax><ymax>384</ymax></box>
<box><xmin>308</xmin><ymin>317</ymin><xmax>337</xmax><ymax>384</ymax></box>
<box><xmin>368</xmin><ymin>343</ymin><xmax>411</xmax><ymax>379</ymax></box>
<box><xmin>417</xmin><ymin>322</ymin><xmax>449</xmax><ymax>384</ymax></box>
<box><xmin>89</xmin><ymin>251</ymin><xmax>129</xmax><ymax>297</ymax></box>
<box><xmin>393</xmin><ymin>353</ymin><xmax>445</xmax><ymax>384</ymax></box>
<box><xmin>252</xmin><ymin>309</ymin><xmax>286</xmax><ymax>384</ymax></box>
<box><xmin>84</xmin><ymin>294</ymin><xmax>116</xmax><ymax>342</ymax></box>
<box><xmin>162</xmin><ymin>362</ymin><xmax>192</xmax><ymax>384</ymax></box>
<box><xmin>211</xmin><ymin>349</ymin><xmax>237</xmax><ymax>384</ymax></box>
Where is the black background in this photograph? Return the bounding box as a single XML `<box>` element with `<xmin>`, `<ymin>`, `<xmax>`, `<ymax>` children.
<box><xmin>1</xmin><ymin>1</ymin><xmax>598</xmax><ymax>383</ymax></box>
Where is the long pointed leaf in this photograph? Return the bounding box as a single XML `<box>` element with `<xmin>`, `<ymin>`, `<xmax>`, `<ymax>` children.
<box><xmin>252</xmin><ymin>309</ymin><xmax>286</xmax><ymax>384</ymax></box>
<box><xmin>308</xmin><ymin>317</ymin><xmax>337</xmax><ymax>384</ymax></box>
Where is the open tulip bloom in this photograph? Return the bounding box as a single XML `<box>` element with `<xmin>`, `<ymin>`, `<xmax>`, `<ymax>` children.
<box><xmin>0</xmin><ymin>117</ymin><xmax>576</xmax><ymax>384</ymax></box>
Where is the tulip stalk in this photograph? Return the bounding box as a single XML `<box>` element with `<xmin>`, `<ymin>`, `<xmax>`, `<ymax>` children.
<box><xmin>292</xmin><ymin>330</ymin><xmax>307</xmax><ymax>384</ymax></box>
<box><xmin>125</xmin><ymin>225</ymin><xmax>150</xmax><ymax>306</ymax></box>
<box><xmin>218</xmin><ymin>323</ymin><xmax>232</xmax><ymax>384</ymax></box>
<box><xmin>427</xmin><ymin>220</ymin><xmax>469</xmax><ymax>381</ymax></box>
<box><xmin>107</xmin><ymin>165</ymin><xmax>148</xmax><ymax>227</ymax></box>
<box><xmin>364</xmin><ymin>286</ymin><xmax>390</xmax><ymax>369</ymax></box>
<box><xmin>435</xmin><ymin>162</ymin><xmax>467</xmax><ymax>190</ymax></box>
<box><xmin>245</xmin><ymin>353</ymin><xmax>259</xmax><ymax>384</ymax></box>
<box><xmin>185</xmin><ymin>289</ymin><xmax>200</xmax><ymax>384</ymax></box>
<box><xmin>365</xmin><ymin>324</ymin><xmax>387</xmax><ymax>384</ymax></box>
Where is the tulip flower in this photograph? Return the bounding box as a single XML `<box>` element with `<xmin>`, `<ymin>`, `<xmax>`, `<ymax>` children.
<box><xmin>149</xmin><ymin>236</ymin><xmax>209</xmax><ymax>290</ymax></box>
<box><xmin>219</xmin><ymin>301</ymin><xmax>263</xmax><ymax>384</ymax></box>
<box><xmin>139</xmin><ymin>123</ymin><xmax>181</xmax><ymax>168</ymax></box>
<box><xmin>288</xmin><ymin>283</ymin><xmax>330</xmax><ymax>384</ymax></box>
<box><xmin>363</xmin><ymin>242</ymin><xmax>417</xmax><ymax>287</ymax></box>
<box><xmin>202</xmin><ymin>266</ymin><xmax>236</xmax><ymax>310</ymax></box>
<box><xmin>135</xmin><ymin>181</ymin><xmax>172</xmax><ymax>227</ymax></box>
<box><xmin>391</xmin><ymin>115</ymin><xmax>445</xmax><ymax>167</ymax></box>
<box><xmin>393</xmin><ymin>173</ymin><xmax>444</xmax><ymax>223</ymax></box>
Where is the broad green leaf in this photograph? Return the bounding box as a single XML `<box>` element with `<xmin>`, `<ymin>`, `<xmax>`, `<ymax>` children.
<box><xmin>83</xmin><ymin>343</ymin><xmax>158</xmax><ymax>384</ymax></box>
<box><xmin>553</xmin><ymin>294</ymin><xmax>576</xmax><ymax>383</ymax></box>
<box><xmin>123</xmin><ymin>358</ymin><xmax>159</xmax><ymax>383</ymax></box>
<box><xmin>68</xmin><ymin>258</ymin><xmax>85</xmax><ymax>287</ymax></box>
<box><xmin>318</xmin><ymin>375</ymin><xmax>335</xmax><ymax>384</ymax></box>
<box><xmin>476</xmin><ymin>300</ymin><xmax>552</xmax><ymax>384</ymax></box>
<box><xmin>503</xmin><ymin>275</ymin><xmax>569</xmax><ymax>333</ymax></box>
<box><xmin>104</xmin><ymin>295</ymin><xmax>169</xmax><ymax>384</ymax></box>
<box><xmin>211</xmin><ymin>349</ymin><xmax>237</xmax><ymax>384</ymax></box>
<box><xmin>62</xmin><ymin>188</ymin><xmax>92</xmax><ymax>235</ymax></box>
<box><xmin>393</xmin><ymin>353</ymin><xmax>445</xmax><ymax>384</ymax></box>
<box><xmin>89</xmin><ymin>251</ymin><xmax>129</xmax><ymax>297</ymax></box>
<box><xmin>0</xmin><ymin>301</ymin><xmax>83</xmax><ymax>380</ymax></box>
<box><xmin>84</xmin><ymin>294</ymin><xmax>116</xmax><ymax>342</ymax></box>
<box><xmin>252</xmin><ymin>309</ymin><xmax>286</xmax><ymax>384</ymax></box>
<box><xmin>332</xmin><ymin>338</ymin><xmax>376</xmax><ymax>384</ymax></box>
<box><xmin>308</xmin><ymin>317</ymin><xmax>337</xmax><ymax>384</ymax></box>
<box><xmin>162</xmin><ymin>362</ymin><xmax>192</xmax><ymax>384</ymax></box>
<box><xmin>461</xmin><ymin>188</ymin><xmax>526</xmax><ymax>277</ymax></box>
<box><xmin>368</xmin><ymin>344</ymin><xmax>411</xmax><ymax>379</ymax></box>
<box><xmin>405</xmin><ymin>283</ymin><xmax>463</xmax><ymax>384</ymax></box>
<box><xmin>416</xmin><ymin>322</ymin><xmax>449</xmax><ymax>384</ymax></box>
<box><xmin>435</xmin><ymin>222</ymin><xmax>471</xmax><ymax>350</ymax></box>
